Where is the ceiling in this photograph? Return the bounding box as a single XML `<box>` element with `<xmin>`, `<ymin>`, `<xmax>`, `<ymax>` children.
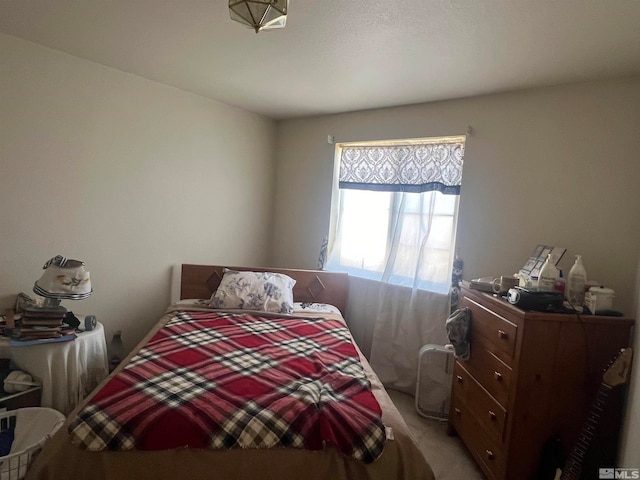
<box><xmin>1</xmin><ymin>0</ymin><xmax>639</xmax><ymax>120</ymax></box>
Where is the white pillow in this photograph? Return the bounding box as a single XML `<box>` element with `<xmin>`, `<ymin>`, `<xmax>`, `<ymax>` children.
<box><xmin>210</xmin><ymin>269</ymin><xmax>296</xmax><ymax>314</ymax></box>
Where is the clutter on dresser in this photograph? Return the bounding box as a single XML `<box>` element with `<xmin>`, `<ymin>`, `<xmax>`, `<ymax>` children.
<box><xmin>463</xmin><ymin>244</ymin><xmax>625</xmax><ymax>316</ymax></box>
<box><xmin>464</xmin><ymin>276</ymin><xmax>519</xmax><ymax>295</ymax></box>
<box><xmin>516</xmin><ymin>244</ymin><xmax>566</xmax><ymax>288</ymax></box>
<box><xmin>491</xmin><ymin>276</ymin><xmax>519</xmax><ymax>295</ymax></box>
<box><xmin>506</xmin><ymin>286</ymin><xmax>564</xmax><ymax>312</ymax></box>
<box><xmin>584</xmin><ymin>286</ymin><xmax>620</xmax><ymax>316</ymax></box>
<box><xmin>465</xmin><ymin>277</ymin><xmax>494</xmax><ymax>293</ymax></box>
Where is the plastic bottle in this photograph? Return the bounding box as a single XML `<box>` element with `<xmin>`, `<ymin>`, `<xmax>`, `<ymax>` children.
<box><xmin>109</xmin><ymin>330</ymin><xmax>124</xmax><ymax>372</ymax></box>
<box><xmin>554</xmin><ymin>275</ymin><xmax>566</xmax><ymax>296</ymax></box>
<box><xmin>538</xmin><ymin>254</ymin><xmax>560</xmax><ymax>291</ymax></box>
<box><xmin>566</xmin><ymin>255</ymin><xmax>587</xmax><ymax>311</ymax></box>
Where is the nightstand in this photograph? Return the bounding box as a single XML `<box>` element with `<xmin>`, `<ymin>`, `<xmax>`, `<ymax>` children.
<box><xmin>4</xmin><ymin>319</ymin><xmax>109</xmax><ymax>414</ymax></box>
<box><xmin>0</xmin><ymin>386</ymin><xmax>42</xmax><ymax>410</ymax></box>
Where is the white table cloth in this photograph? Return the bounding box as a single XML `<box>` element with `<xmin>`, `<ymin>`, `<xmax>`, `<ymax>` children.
<box><xmin>1</xmin><ymin>321</ymin><xmax>109</xmax><ymax>414</ymax></box>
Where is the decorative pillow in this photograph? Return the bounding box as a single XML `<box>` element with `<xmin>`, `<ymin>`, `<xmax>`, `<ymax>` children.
<box><xmin>210</xmin><ymin>269</ymin><xmax>296</xmax><ymax>314</ymax></box>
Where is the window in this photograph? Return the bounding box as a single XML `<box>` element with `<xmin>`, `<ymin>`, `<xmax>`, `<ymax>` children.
<box><xmin>326</xmin><ymin>136</ymin><xmax>465</xmax><ymax>293</ymax></box>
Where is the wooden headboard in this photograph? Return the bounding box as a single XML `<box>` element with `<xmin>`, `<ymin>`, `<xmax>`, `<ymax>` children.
<box><xmin>180</xmin><ymin>265</ymin><xmax>349</xmax><ymax>315</ymax></box>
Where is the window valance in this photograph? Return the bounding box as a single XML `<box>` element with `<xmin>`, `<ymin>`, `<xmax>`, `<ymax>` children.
<box><xmin>338</xmin><ymin>136</ymin><xmax>466</xmax><ymax>194</ymax></box>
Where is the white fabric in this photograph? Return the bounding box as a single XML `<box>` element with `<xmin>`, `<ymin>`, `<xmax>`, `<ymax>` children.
<box><xmin>346</xmin><ymin>277</ymin><xmax>451</xmax><ymax>394</ymax></box>
<box><xmin>9</xmin><ymin>408</ymin><xmax>65</xmax><ymax>453</ymax></box>
<box><xmin>5</xmin><ymin>322</ymin><xmax>109</xmax><ymax>414</ymax></box>
<box><xmin>327</xmin><ymin>188</ymin><xmax>460</xmax><ymax>394</ymax></box>
<box><xmin>327</xmin><ymin>190</ymin><xmax>458</xmax><ymax>292</ymax></box>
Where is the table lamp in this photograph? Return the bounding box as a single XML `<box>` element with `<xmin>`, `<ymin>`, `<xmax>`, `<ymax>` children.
<box><xmin>31</xmin><ymin>255</ymin><xmax>94</xmax><ymax>330</ymax></box>
<box><xmin>33</xmin><ymin>255</ymin><xmax>92</xmax><ymax>307</ymax></box>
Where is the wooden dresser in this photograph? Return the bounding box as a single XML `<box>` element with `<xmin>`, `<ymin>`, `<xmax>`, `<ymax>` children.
<box><xmin>448</xmin><ymin>286</ymin><xmax>634</xmax><ymax>480</ymax></box>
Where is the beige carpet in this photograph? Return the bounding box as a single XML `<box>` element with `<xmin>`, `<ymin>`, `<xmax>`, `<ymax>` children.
<box><xmin>388</xmin><ymin>389</ymin><xmax>485</xmax><ymax>479</ymax></box>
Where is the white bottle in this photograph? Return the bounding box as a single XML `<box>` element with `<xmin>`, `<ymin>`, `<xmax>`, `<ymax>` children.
<box><xmin>566</xmin><ymin>255</ymin><xmax>587</xmax><ymax>311</ymax></box>
<box><xmin>538</xmin><ymin>254</ymin><xmax>559</xmax><ymax>292</ymax></box>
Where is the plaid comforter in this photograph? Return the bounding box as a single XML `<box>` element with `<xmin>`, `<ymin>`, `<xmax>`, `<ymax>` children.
<box><xmin>69</xmin><ymin>310</ymin><xmax>386</xmax><ymax>463</ymax></box>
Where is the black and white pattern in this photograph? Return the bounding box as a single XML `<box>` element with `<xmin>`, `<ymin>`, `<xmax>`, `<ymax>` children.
<box><xmin>69</xmin><ymin>310</ymin><xmax>387</xmax><ymax>464</ymax></box>
<box><xmin>338</xmin><ymin>138</ymin><xmax>465</xmax><ymax>194</ymax></box>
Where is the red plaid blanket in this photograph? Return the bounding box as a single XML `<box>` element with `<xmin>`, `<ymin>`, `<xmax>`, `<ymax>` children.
<box><xmin>69</xmin><ymin>311</ymin><xmax>386</xmax><ymax>463</ymax></box>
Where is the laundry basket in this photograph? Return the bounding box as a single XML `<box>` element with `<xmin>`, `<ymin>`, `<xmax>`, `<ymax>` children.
<box><xmin>0</xmin><ymin>408</ymin><xmax>65</xmax><ymax>480</ymax></box>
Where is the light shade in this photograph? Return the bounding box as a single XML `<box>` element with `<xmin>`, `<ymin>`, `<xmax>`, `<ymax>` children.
<box><xmin>34</xmin><ymin>255</ymin><xmax>92</xmax><ymax>300</ymax></box>
<box><xmin>229</xmin><ymin>0</ymin><xmax>287</xmax><ymax>33</ymax></box>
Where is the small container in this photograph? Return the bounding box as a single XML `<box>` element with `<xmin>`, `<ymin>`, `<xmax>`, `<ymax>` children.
<box><xmin>584</xmin><ymin>286</ymin><xmax>615</xmax><ymax>314</ymax></box>
<box><xmin>554</xmin><ymin>277</ymin><xmax>566</xmax><ymax>296</ymax></box>
<box><xmin>566</xmin><ymin>255</ymin><xmax>587</xmax><ymax>311</ymax></box>
<box><xmin>538</xmin><ymin>254</ymin><xmax>559</xmax><ymax>292</ymax></box>
<box><xmin>109</xmin><ymin>330</ymin><xmax>124</xmax><ymax>372</ymax></box>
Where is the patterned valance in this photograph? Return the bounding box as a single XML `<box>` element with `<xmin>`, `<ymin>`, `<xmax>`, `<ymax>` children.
<box><xmin>338</xmin><ymin>136</ymin><xmax>466</xmax><ymax>194</ymax></box>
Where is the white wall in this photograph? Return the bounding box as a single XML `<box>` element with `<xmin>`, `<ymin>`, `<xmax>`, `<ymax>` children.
<box><xmin>271</xmin><ymin>76</ymin><xmax>640</xmax><ymax>465</ymax></box>
<box><xmin>272</xmin><ymin>77</ymin><xmax>640</xmax><ymax>314</ymax></box>
<box><xmin>0</xmin><ymin>34</ymin><xmax>276</xmax><ymax>352</ymax></box>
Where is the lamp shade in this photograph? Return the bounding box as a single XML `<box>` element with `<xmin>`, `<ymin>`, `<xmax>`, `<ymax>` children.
<box><xmin>33</xmin><ymin>255</ymin><xmax>92</xmax><ymax>300</ymax></box>
<box><xmin>229</xmin><ymin>0</ymin><xmax>287</xmax><ymax>33</ymax></box>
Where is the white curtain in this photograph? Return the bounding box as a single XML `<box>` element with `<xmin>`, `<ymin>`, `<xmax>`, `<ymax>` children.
<box><xmin>326</xmin><ymin>136</ymin><xmax>465</xmax><ymax>394</ymax></box>
<box><xmin>327</xmin><ymin>189</ymin><xmax>458</xmax><ymax>292</ymax></box>
<box><xmin>328</xmin><ymin>190</ymin><xmax>459</xmax><ymax>393</ymax></box>
<box><xmin>346</xmin><ymin>277</ymin><xmax>451</xmax><ymax>394</ymax></box>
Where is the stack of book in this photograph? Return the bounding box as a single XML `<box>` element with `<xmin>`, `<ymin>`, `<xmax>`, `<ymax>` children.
<box><xmin>17</xmin><ymin>306</ymin><xmax>70</xmax><ymax>341</ymax></box>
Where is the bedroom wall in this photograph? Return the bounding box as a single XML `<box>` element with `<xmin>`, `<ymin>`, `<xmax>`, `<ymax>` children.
<box><xmin>0</xmin><ymin>34</ymin><xmax>276</xmax><ymax>353</ymax></box>
<box><xmin>270</xmin><ymin>76</ymin><xmax>640</xmax><ymax>466</ymax></box>
<box><xmin>271</xmin><ymin>77</ymin><xmax>640</xmax><ymax>315</ymax></box>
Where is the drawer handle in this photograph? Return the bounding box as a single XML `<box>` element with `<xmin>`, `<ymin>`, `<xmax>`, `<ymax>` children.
<box><xmin>497</xmin><ymin>329</ymin><xmax>507</xmax><ymax>339</ymax></box>
<box><xmin>456</xmin><ymin>375</ymin><xmax>463</xmax><ymax>383</ymax></box>
<box><xmin>494</xmin><ymin>371</ymin><xmax>503</xmax><ymax>381</ymax></box>
<box><xmin>488</xmin><ymin>410</ymin><xmax>496</xmax><ymax>421</ymax></box>
<box><xmin>454</xmin><ymin>408</ymin><xmax>461</xmax><ymax>416</ymax></box>
<box><xmin>486</xmin><ymin>449</ymin><xmax>495</xmax><ymax>460</ymax></box>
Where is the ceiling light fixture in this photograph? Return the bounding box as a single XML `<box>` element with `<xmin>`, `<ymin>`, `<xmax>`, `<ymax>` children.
<box><xmin>228</xmin><ymin>0</ymin><xmax>288</xmax><ymax>33</ymax></box>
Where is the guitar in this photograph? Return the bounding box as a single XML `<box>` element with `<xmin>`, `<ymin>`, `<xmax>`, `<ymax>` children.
<box><xmin>553</xmin><ymin>347</ymin><xmax>634</xmax><ymax>480</ymax></box>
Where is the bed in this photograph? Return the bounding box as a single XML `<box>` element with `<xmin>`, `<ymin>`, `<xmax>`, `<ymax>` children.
<box><xmin>26</xmin><ymin>265</ymin><xmax>434</xmax><ymax>480</ymax></box>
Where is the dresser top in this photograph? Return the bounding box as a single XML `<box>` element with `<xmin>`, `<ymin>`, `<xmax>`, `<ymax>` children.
<box><xmin>461</xmin><ymin>285</ymin><xmax>635</xmax><ymax>326</ymax></box>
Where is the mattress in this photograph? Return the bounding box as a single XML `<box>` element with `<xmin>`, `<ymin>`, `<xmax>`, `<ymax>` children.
<box><xmin>26</xmin><ymin>302</ymin><xmax>434</xmax><ymax>480</ymax></box>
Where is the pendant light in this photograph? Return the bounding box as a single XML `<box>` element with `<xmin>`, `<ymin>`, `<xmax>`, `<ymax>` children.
<box><xmin>229</xmin><ymin>0</ymin><xmax>288</xmax><ymax>33</ymax></box>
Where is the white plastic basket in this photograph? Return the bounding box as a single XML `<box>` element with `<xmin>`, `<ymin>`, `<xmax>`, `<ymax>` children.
<box><xmin>0</xmin><ymin>408</ymin><xmax>65</xmax><ymax>480</ymax></box>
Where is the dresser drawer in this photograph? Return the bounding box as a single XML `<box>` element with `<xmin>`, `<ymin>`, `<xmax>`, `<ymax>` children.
<box><xmin>450</xmin><ymin>395</ymin><xmax>505</xmax><ymax>480</ymax></box>
<box><xmin>453</xmin><ymin>361</ymin><xmax>507</xmax><ymax>442</ymax></box>
<box><xmin>463</xmin><ymin>344</ymin><xmax>512</xmax><ymax>407</ymax></box>
<box><xmin>462</xmin><ymin>296</ymin><xmax>517</xmax><ymax>362</ymax></box>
